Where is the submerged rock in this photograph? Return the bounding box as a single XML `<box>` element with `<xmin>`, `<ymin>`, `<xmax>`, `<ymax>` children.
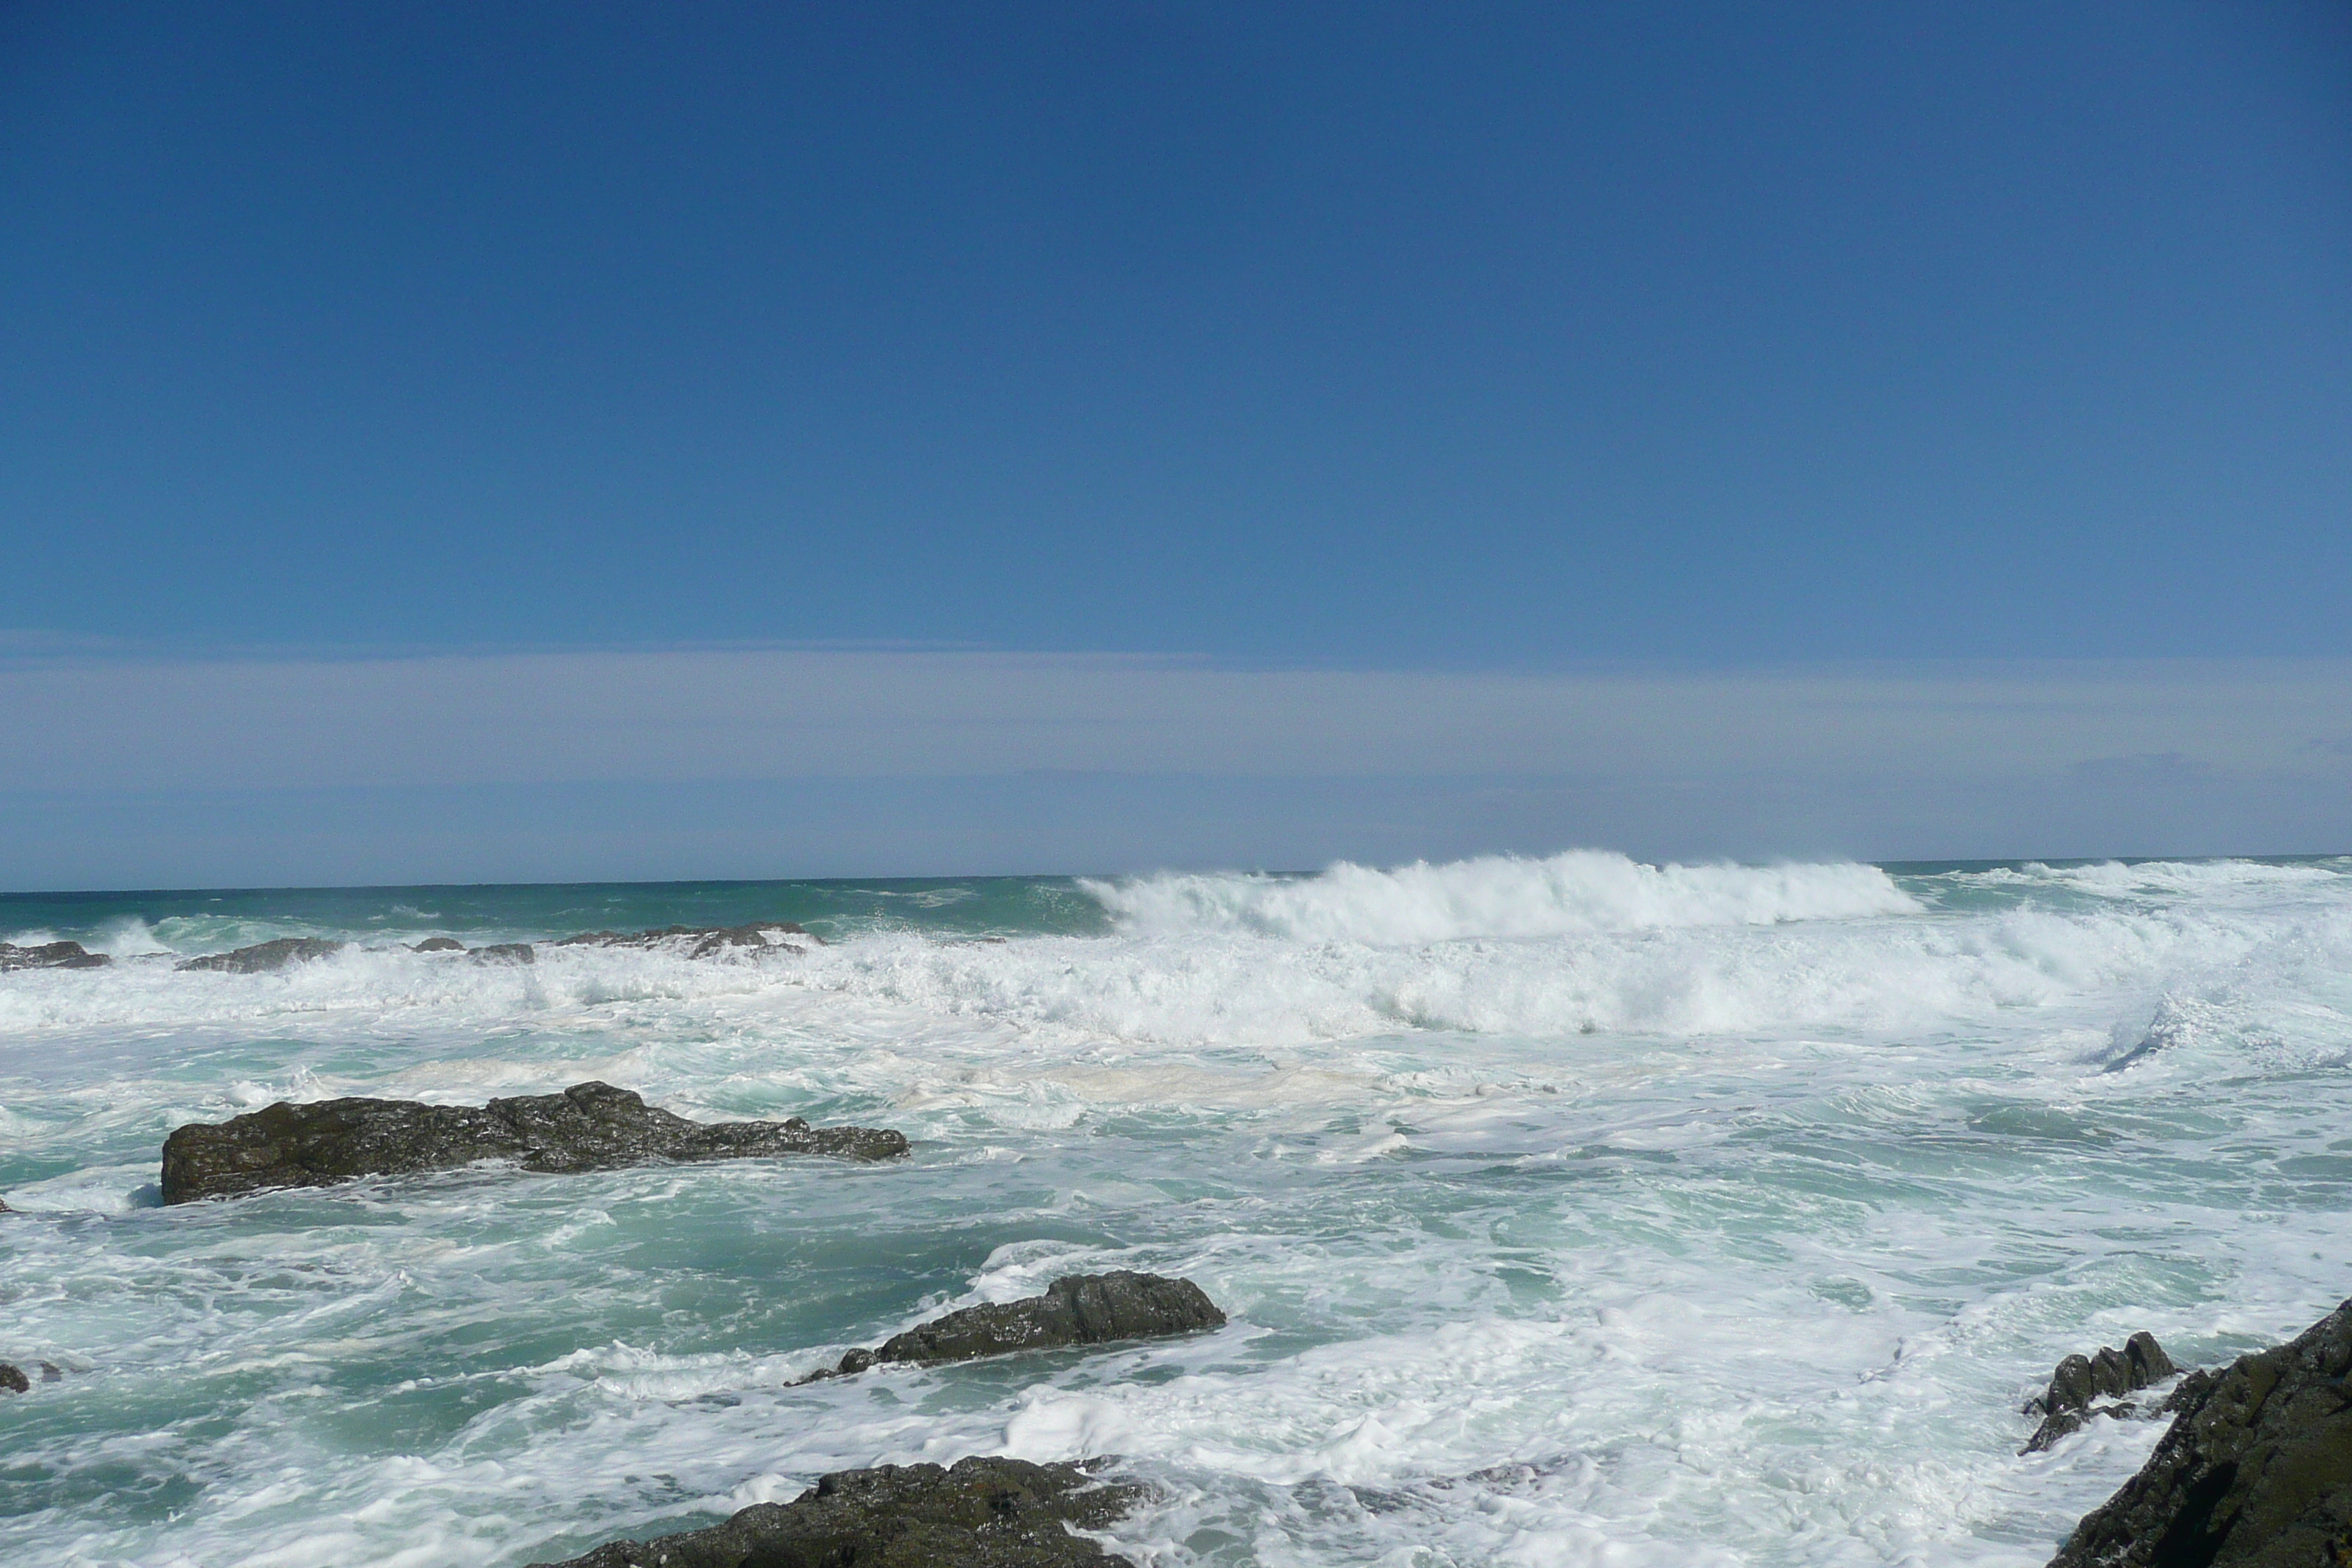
<box><xmin>0</xmin><ymin>939</ymin><xmax>110</xmax><ymax>971</ymax></box>
<box><xmin>176</xmin><ymin>937</ymin><xmax>345</xmax><ymax>973</ymax></box>
<box><xmin>470</xmin><ymin>942</ymin><xmax>535</xmax><ymax>965</ymax></box>
<box><xmin>2047</xmin><ymin>1294</ymin><xmax>2352</xmax><ymax>1567</ymax></box>
<box><xmin>2023</xmin><ymin>1331</ymin><xmax>2180</xmax><ymax>1452</ymax></box>
<box><xmin>159</xmin><ymin>1080</ymin><xmax>908</xmax><ymax>1203</ymax></box>
<box><xmin>812</xmin><ymin>1272</ymin><xmax>1225</xmax><ymax>1380</ymax></box>
<box><xmin>554</xmin><ymin>921</ymin><xmax>822</xmax><ymax>957</ymax></box>
<box><xmin>527</xmin><ymin>1455</ymin><xmax>1147</xmax><ymax>1568</ymax></box>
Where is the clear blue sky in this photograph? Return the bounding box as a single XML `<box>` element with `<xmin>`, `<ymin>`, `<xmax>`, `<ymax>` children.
<box><xmin>6</xmin><ymin>0</ymin><xmax>2347</xmax><ymax>666</ymax></box>
<box><xmin>3</xmin><ymin>3</ymin><xmax>2349</xmax><ymax>886</ymax></box>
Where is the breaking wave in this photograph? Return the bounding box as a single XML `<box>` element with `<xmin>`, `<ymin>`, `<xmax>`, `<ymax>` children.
<box><xmin>1080</xmin><ymin>851</ymin><xmax>1921</xmax><ymax>945</ymax></box>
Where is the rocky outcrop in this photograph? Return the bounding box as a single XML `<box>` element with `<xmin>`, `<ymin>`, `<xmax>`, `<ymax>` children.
<box><xmin>0</xmin><ymin>1363</ymin><xmax>26</xmax><ymax>1394</ymax></box>
<box><xmin>2047</xmin><ymin>1294</ymin><xmax>2352</xmax><ymax>1567</ymax></box>
<box><xmin>527</xmin><ymin>1455</ymin><xmax>1146</xmax><ymax>1568</ymax></box>
<box><xmin>176</xmin><ymin>937</ymin><xmax>345</xmax><ymax>973</ymax></box>
<box><xmin>0</xmin><ymin>939</ymin><xmax>110</xmax><ymax>971</ymax></box>
<box><xmin>159</xmin><ymin>1080</ymin><xmax>908</xmax><ymax>1203</ymax></box>
<box><xmin>555</xmin><ymin>922</ymin><xmax>822</xmax><ymax>957</ymax></box>
<box><xmin>810</xmin><ymin>1272</ymin><xmax>1225</xmax><ymax>1380</ymax></box>
<box><xmin>404</xmin><ymin>937</ymin><xmax>534</xmax><ymax>962</ymax></box>
<box><xmin>2023</xmin><ymin>1331</ymin><xmax>2180</xmax><ymax>1452</ymax></box>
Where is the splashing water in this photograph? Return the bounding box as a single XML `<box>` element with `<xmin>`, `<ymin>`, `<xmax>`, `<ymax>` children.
<box><xmin>2</xmin><ymin>853</ymin><xmax>2349</xmax><ymax>1566</ymax></box>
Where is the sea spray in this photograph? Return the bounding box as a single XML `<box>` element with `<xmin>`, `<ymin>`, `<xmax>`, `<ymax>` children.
<box><xmin>1</xmin><ymin>856</ymin><xmax>2349</xmax><ymax>1566</ymax></box>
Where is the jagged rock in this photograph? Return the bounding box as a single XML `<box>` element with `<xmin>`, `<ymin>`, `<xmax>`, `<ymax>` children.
<box><xmin>471</xmin><ymin>943</ymin><xmax>535</xmax><ymax>965</ymax></box>
<box><xmin>0</xmin><ymin>1364</ymin><xmax>26</xmax><ymax>1394</ymax></box>
<box><xmin>411</xmin><ymin>937</ymin><xmax>465</xmax><ymax>953</ymax></box>
<box><xmin>527</xmin><ymin>1455</ymin><xmax>1146</xmax><ymax>1568</ymax></box>
<box><xmin>2047</xmin><ymin>1294</ymin><xmax>2352</xmax><ymax>1567</ymax></box>
<box><xmin>176</xmin><ymin>938</ymin><xmax>346</xmax><ymax>973</ymax></box>
<box><xmin>0</xmin><ymin>939</ymin><xmax>110</xmax><ymax>971</ymax></box>
<box><xmin>159</xmin><ymin>1080</ymin><xmax>908</xmax><ymax>1203</ymax></box>
<box><xmin>0</xmin><ymin>1196</ymin><xmax>11</xmax><ymax>1213</ymax></box>
<box><xmin>2023</xmin><ymin>1331</ymin><xmax>2180</xmax><ymax>1452</ymax></box>
<box><xmin>554</xmin><ymin>921</ymin><xmax>823</xmax><ymax>958</ymax></box>
<box><xmin>809</xmin><ymin>1273</ymin><xmax>1224</xmax><ymax>1381</ymax></box>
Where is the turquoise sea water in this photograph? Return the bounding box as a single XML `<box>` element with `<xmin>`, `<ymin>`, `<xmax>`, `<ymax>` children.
<box><xmin>3</xmin><ymin>853</ymin><xmax>2350</xmax><ymax>1567</ymax></box>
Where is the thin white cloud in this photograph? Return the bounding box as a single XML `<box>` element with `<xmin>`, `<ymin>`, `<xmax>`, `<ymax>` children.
<box><xmin>1</xmin><ymin>649</ymin><xmax>2346</xmax><ymax>792</ymax></box>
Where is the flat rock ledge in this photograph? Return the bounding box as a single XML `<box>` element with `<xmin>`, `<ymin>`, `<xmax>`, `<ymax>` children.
<box><xmin>0</xmin><ymin>939</ymin><xmax>110</xmax><ymax>971</ymax></box>
<box><xmin>804</xmin><ymin>1272</ymin><xmax>1226</xmax><ymax>1382</ymax></box>
<box><xmin>171</xmin><ymin>923</ymin><xmax>821</xmax><ymax>973</ymax></box>
<box><xmin>159</xmin><ymin>1081</ymin><xmax>908</xmax><ymax>1203</ymax></box>
<box><xmin>2022</xmin><ymin>1330</ymin><xmax>2182</xmax><ymax>1453</ymax></box>
<box><xmin>176</xmin><ymin>937</ymin><xmax>346</xmax><ymax>973</ymax></box>
<box><xmin>555</xmin><ymin>921</ymin><xmax>823</xmax><ymax>957</ymax></box>
<box><xmin>2048</xmin><ymin>1293</ymin><xmax>2352</xmax><ymax>1567</ymax></box>
<box><xmin>528</xmin><ymin>1455</ymin><xmax>1147</xmax><ymax>1568</ymax></box>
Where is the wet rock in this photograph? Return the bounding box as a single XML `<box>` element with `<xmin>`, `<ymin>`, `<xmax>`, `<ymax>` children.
<box><xmin>807</xmin><ymin>1273</ymin><xmax>1224</xmax><ymax>1380</ymax></box>
<box><xmin>175</xmin><ymin>937</ymin><xmax>346</xmax><ymax>973</ymax></box>
<box><xmin>527</xmin><ymin>1455</ymin><xmax>1146</xmax><ymax>1568</ymax></box>
<box><xmin>0</xmin><ymin>939</ymin><xmax>110</xmax><ymax>971</ymax></box>
<box><xmin>2047</xmin><ymin>1294</ymin><xmax>2352</xmax><ymax>1567</ymax></box>
<box><xmin>159</xmin><ymin>1079</ymin><xmax>908</xmax><ymax>1203</ymax></box>
<box><xmin>470</xmin><ymin>943</ymin><xmax>535</xmax><ymax>965</ymax></box>
<box><xmin>554</xmin><ymin>921</ymin><xmax>822</xmax><ymax>957</ymax></box>
<box><xmin>410</xmin><ymin>937</ymin><xmax>465</xmax><ymax>953</ymax></box>
<box><xmin>38</xmin><ymin>1362</ymin><xmax>61</xmax><ymax>1382</ymax></box>
<box><xmin>0</xmin><ymin>1364</ymin><xmax>26</xmax><ymax>1394</ymax></box>
<box><xmin>2022</xmin><ymin>1331</ymin><xmax>2181</xmax><ymax>1452</ymax></box>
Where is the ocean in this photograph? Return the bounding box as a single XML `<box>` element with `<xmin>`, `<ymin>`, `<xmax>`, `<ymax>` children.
<box><xmin>2</xmin><ymin>851</ymin><xmax>2348</xmax><ymax>1567</ymax></box>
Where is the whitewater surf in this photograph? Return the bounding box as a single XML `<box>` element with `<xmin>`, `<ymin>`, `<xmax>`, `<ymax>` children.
<box><xmin>3</xmin><ymin>852</ymin><xmax>2349</xmax><ymax>1566</ymax></box>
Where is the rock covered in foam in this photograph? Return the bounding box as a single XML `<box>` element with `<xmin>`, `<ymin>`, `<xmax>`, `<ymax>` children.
<box><xmin>159</xmin><ymin>1080</ymin><xmax>908</xmax><ymax>1203</ymax></box>
<box><xmin>812</xmin><ymin>1272</ymin><xmax>1225</xmax><ymax>1379</ymax></box>
<box><xmin>526</xmin><ymin>1455</ymin><xmax>1147</xmax><ymax>1568</ymax></box>
<box><xmin>2046</xmin><ymin>1294</ymin><xmax>2352</xmax><ymax>1567</ymax></box>
<box><xmin>2021</xmin><ymin>1330</ymin><xmax>2180</xmax><ymax>1452</ymax></box>
<box><xmin>175</xmin><ymin>937</ymin><xmax>345</xmax><ymax>973</ymax></box>
<box><xmin>0</xmin><ymin>939</ymin><xmax>110</xmax><ymax>971</ymax></box>
<box><xmin>554</xmin><ymin>921</ymin><xmax>822</xmax><ymax>957</ymax></box>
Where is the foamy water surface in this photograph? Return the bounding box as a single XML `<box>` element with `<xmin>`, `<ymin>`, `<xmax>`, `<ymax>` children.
<box><xmin>3</xmin><ymin>853</ymin><xmax>2350</xmax><ymax>1566</ymax></box>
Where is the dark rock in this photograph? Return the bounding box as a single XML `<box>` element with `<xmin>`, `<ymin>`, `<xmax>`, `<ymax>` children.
<box><xmin>807</xmin><ymin>1273</ymin><xmax>1224</xmax><ymax>1381</ymax></box>
<box><xmin>0</xmin><ymin>1196</ymin><xmax>10</xmax><ymax>1213</ymax></box>
<box><xmin>0</xmin><ymin>1364</ymin><xmax>26</xmax><ymax>1394</ymax></box>
<box><xmin>411</xmin><ymin>937</ymin><xmax>465</xmax><ymax>953</ymax></box>
<box><xmin>526</xmin><ymin>1455</ymin><xmax>1145</xmax><ymax>1568</ymax></box>
<box><xmin>0</xmin><ymin>939</ymin><xmax>110</xmax><ymax>971</ymax></box>
<box><xmin>471</xmin><ymin>943</ymin><xmax>535</xmax><ymax>965</ymax></box>
<box><xmin>554</xmin><ymin>921</ymin><xmax>823</xmax><ymax>957</ymax></box>
<box><xmin>159</xmin><ymin>1080</ymin><xmax>908</xmax><ymax>1203</ymax></box>
<box><xmin>38</xmin><ymin>1362</ymin><xmax>60</xmax><ymax>1382</ymax></box>
<box><xmin>176</xmin><ymin>938</ymin><xmax>346</xmax><ymax>974</ymax></box>
<box><xmin>2023</xmin><ymin>1332</ymin><xmax>2184</xmax><ymax>1450</ymax></box>
<box><xmin>2047</xmin><ymin>1294</ymin><xmax>2352</xmax><ymax>1567</ymax></box>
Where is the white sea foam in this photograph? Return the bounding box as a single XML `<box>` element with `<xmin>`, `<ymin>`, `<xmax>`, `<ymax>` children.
<box><xmin>4</xmin><ymin>857</ymin><xmax>2350</xmax><ymax>1567</ymax></box>
<box><xmin>1082</xmin><ymin>851</ymin><xmax>1923</xmax><ymax>944</ymax></box>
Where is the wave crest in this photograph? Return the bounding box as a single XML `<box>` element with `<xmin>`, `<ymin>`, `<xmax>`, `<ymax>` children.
<box><xmin>1081</xmin><ymin>851</ymin><xmax>1921</xmax><ymax>946</ymax></box>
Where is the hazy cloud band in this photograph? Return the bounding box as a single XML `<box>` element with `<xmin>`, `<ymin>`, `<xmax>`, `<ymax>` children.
<box><xmin>4</xmin><ymin>649</ymin><xmax>2348</xmax><ymax>791</ymax></box>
